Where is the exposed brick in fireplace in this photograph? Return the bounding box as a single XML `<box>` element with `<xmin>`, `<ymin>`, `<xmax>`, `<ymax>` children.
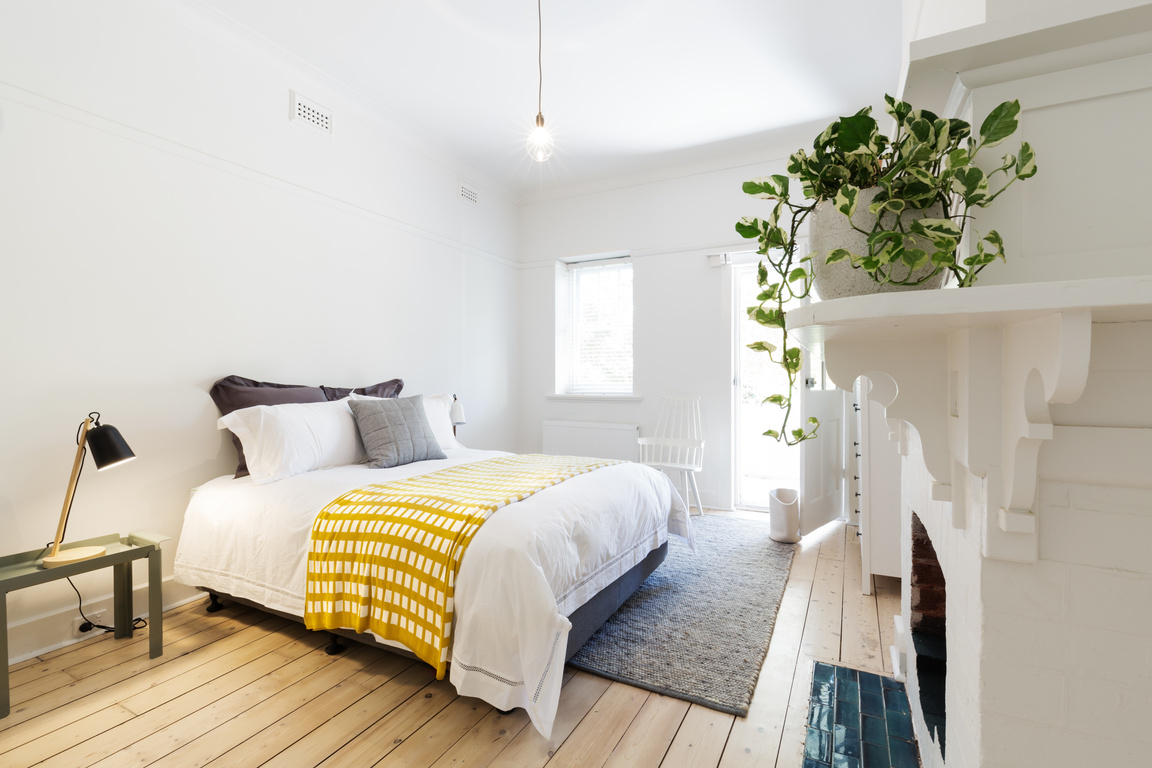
<box><xmin>910</xmin><ymin>512</ymin><xmax>946</xmax><ymax>636</ymax></box>
<box><xmin>910</xmin><ymin>512</ymin><xmax>947</xmax><ymax>758</ymax></box>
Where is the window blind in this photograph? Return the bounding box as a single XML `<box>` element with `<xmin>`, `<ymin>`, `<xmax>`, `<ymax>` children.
<box><xmin>566</xmin><ymin>260</ymin><xmax>633</xmax><ymax>394</ymax></box>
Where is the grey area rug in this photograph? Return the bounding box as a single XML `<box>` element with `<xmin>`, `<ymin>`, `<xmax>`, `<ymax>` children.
<box><xmin>567</xmin><ymin>514</ymin><xmax>795</xmax><ymax>717</ymax></box>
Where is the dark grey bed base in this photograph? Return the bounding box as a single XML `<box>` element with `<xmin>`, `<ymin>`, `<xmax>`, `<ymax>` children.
<box><xmin>562</xmin><ymin>540</ymin><xmax>666</xmax><ymax>661</ymax></box>
<box><xmin>201</xmin><ymin>539</ymin><xmax>668</xmax><ymax>664</ymax></box>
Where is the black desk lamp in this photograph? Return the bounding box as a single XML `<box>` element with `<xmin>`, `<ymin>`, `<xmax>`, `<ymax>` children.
<box><xmin>43</xmin><ymin>412</ymin><xmax>136</xmax><ymax>569</ymax></box>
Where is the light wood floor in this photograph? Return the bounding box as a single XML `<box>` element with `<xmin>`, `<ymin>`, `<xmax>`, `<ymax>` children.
<box><xmin>1</xmin><ymin>516</ymin><xmax>900</xmax><ymax>768</ymax></box>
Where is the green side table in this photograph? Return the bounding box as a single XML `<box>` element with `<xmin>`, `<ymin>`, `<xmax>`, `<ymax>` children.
<box><xmin>0</xmin><ymin>531</ymin><xmax>168</xmax><ymax>718</ymax></box>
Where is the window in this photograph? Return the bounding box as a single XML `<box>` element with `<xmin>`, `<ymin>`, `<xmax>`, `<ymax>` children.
<box><xmin>556</xmin><ymin>257</ymin><xmax>633</xmax><ymax>395</ymax></box>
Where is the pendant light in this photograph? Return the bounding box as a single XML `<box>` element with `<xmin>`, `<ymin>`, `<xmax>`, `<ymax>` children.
<box><xmin>527</xmin><ymin>0</ymin><xmax>553</xmax><ymax>162</ymax></box>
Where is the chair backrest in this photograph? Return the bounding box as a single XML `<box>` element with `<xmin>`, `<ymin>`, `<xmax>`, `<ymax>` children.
<box><xmin>652</xmin><ymin>397</ymin><xmax>702</xmax><ymax>441</ymax></box>
<box><xmin>638</xmin><ymin>397</ymin><xmax>704</xmax><ymax>470</ymax></box>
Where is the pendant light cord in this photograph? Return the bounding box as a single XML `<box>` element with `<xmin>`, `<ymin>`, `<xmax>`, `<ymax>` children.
<box><xmin>537</xmin><ymin>0</ymin><xmax>543</xmax><ymax>117</ymax></box>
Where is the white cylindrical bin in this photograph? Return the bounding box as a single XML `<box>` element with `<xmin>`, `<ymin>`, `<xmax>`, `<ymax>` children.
<box><xmin>769</xmin><ymin>488</ymin><xmax>801</xmax><ymax>543</ymax></box>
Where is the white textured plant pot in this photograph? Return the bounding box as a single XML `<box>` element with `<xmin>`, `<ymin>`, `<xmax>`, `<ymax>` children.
<box><xmin>809</xmin><ymin>187</ymin><xmax>947</xmax><ymax>300</ymax></box>
<box><xmin>768</xmin><ymin>488</ymin><xmax>801</xmax><ymax>543</ymax></box>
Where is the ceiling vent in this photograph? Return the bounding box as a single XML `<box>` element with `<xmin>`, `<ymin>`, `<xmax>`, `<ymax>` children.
<box><xmin>458</xmin><ymin>181</ymin><xmax>479</xmax><ymax>206</ymax></box>
<box><xmin>290</xmin><ymin>90</ymin><xmax>333</xmax><ymax>136</ymax></box>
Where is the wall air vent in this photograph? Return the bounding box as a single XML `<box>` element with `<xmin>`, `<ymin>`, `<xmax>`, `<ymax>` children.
<box><xmin>290</xmin><ymin>90</ymin><xmax>333</xmax><ymax>136</ymax></box>
<box><xmin>458</xmin><ymin>181</ymin><xmax>479</xmax><ymax>206</ymax></box>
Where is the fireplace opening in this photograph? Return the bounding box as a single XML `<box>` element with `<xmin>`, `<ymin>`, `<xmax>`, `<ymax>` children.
<box><xmin>910</xmin><ymin>512</ymin><xmax>946</xmax><ymax>757</ymax></box>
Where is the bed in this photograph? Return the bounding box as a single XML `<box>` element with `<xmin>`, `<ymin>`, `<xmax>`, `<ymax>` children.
<box><xmin>174</xmin><ymin>379</ymin><xmax>692</xmax><ymax>738</ymax></box>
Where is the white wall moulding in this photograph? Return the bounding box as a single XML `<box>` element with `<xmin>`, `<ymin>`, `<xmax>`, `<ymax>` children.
<box><xmin>900</xmin><ymin>2</ymin><xmax>1152</xmax><ymax>115</ymax></box>
<box><xmin>789</xmin><ymin>275</ymin><xmax>1152</xmax><ymax>563</ymax></box>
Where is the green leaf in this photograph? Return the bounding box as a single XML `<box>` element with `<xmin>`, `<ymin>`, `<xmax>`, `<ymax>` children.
<box><xmin>788</xmin><ymin>267</ymin><xmax>808</xmax><ymax>283</ymax></box>
<box><xmin>902</xmin><ymin>248</ymin><xmax>930</xmax><ymax>269</ymax></box>
<box><xmin>978</xmin><ymin>100</ymin><xmax>1020</xmax><ymax>149</ymax></box>
<box><xmin>868</xmin><ymin>197</ymin><xmax>906</xmax><ymax>216</ymax></box>
<box><xmin>946</xmin><ymin>148</ymin><xmax>970</xmax><ymax>169</ymax></box>
<box><xmin>807</xmin><ymin>417</ymin><xmax>819</xmax><ymax>425</ymax></box>
<box><xmin>765</xmin><ymin>225</ymin><xmax>788</xmax><ymax>249</ymax></box>
<box><xmin>742</xmin><ymin>175</ymin><xmax>790</xmax><ymax>199</ymax></box>
<box><xmin>835</xmin><ymin>114</ymin><xmax>879</xmax><ymax>154</ymax></box>
<box><xmin>930</xmin><ymin>249</ymin><xmax>956</xmax><ymax>267</ymax></box>
<box><xmin>910</xmin><ymin>118</ymin><xmax>933</xmax><ymax>143</ymax></box>
<box><xmin>786</xmin><ymin>151</ymin><xmax>806</xmax><ymax>176</ymax></box>
<box><xmin>825</xmin><ymin>248</ymin><xmax>852</xmax><ymax>264</ymax></box>
<box><xmin>747</xmin><ymin>341</ymin><xmax>777</xmax><ymax>354</ymax></box>
<box><xmin>735</xmin><ymin>218</ymin><xmax>759</xmax><ymax>239</ymax></box>
<box><xmin>934</xmin><ymin>118</ymin><xmax>952</xmax><ymax>153</ymax></box>
<box><xmin>764</xmin><ymin>429</ymin><xmax>781</xmax><ymax>440</ymax></box>
<box><xmin>884</xmin><ymin>94</ymin><xmax>912</xmax><ymax>123</ymax></box>
<box><xmin>1016</xmin><ymin>141</ymin><xmax>1038</xmax><ymax>179</ymax></box>
<box><xmin>910</xmin><ymin>218</ymin><xmax>963</xmax><ymax>240</ymax></box>
<box><xmin>791</xmin><ymin>428</ymin><xmax>805</xmax><ymax>440</ymax></box>
<box><xmin>952</xmin><ymin>167</ymin><xmax>987</xmax><ymax>202</ymax></box>
<box><xmin>834</xmin><ymin>184</ymin><xmax>859</xmax><ymax>219</ymax></box>
<box><xmin>764</xmin><ymin>394</ymin><xmax>787</xmax><ymax>405</ymax></box>
<box><xmin>947</xmin><ymin>118</ymin><xmax>972</xmax><ymax>143</ymax></box>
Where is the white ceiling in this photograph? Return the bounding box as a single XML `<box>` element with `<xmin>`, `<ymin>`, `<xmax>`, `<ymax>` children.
<box><xmin>197</xmin><ymin>0</ymin><xmax>904</xmax><ymax>199</ymax></box>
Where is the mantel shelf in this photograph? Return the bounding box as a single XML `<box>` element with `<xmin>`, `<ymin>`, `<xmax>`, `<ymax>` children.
<box><xmin>788</xmin><ymin>274</ymin><xmax>1152</xmax><ymax>563</ymax></box>
<box><xmin>900</xmin><ymin>3</ymin><xmax>1152</xmax><ymax>114</ymax></box>
<box><xmin>789</xmin><ymin>275</ymin><xmax>1152</xmax><ymax>360</ymax></box>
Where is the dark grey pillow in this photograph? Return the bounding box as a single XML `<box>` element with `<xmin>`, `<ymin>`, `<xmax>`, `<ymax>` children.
<box><xmin>349</xmin><ymin>395</ymin><xmax>446</xmax><ymax>469</ymax></box>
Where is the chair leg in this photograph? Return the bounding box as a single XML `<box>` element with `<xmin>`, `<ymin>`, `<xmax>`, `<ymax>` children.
<box><xmin>688</xmin><ymin>471</ymin><xmax>704</xmax><ymax>516</ymax></box>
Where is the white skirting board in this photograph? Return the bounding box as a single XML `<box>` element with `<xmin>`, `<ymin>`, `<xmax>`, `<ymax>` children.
<box><xmin>5</xmin><ymin>577</ymin><xmax>202</xmax><ymax>664</ymax></box>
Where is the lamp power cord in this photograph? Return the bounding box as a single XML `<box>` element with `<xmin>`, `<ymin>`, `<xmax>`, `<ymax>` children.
<box><xmin>43</xmin><ymin>546</ymin><xmax>148</xmax><ymax>634</ymax></box>
<box><xmin>66</xmin><ymin>576</ymin><xmax>147</xmax><ymax>633</ymax></box>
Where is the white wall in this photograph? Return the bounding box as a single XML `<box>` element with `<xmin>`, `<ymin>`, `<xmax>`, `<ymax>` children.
<box><xmin>0</xmin><ymin>0</ymin><xmax>519</xmax><ymax>659</ymax></box>
<box><xmin>517</xmin><ymin>161</ymin><xmax>795</xmax><ymax>511</ymax></box>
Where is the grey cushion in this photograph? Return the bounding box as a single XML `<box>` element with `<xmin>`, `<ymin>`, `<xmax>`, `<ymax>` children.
<box><xmin>349</xmin><ymin>395</ymin><xmax>446</xmax><ymax>469</ymax></box>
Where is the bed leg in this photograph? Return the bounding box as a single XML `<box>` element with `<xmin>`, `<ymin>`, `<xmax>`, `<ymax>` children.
<box><xmin>206</xmin><ymin>593</ymin><xmax>225</xmax><ymax>613</ymax></box>
<box><xmin>497</xmin><ymin>708</ymin><xmax>516</xmax><ymax>715</ymax></box>
<box><xmin>324</xmin><ymin>633</ymin><xmax>346</xmax><ymax>655</ymax></box>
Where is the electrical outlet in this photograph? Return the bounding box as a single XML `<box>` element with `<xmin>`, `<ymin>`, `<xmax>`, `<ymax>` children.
<box><xmin>73</xmin><ymin>611</ymin><xmax>105</xmax><ymax>637</ymax></box>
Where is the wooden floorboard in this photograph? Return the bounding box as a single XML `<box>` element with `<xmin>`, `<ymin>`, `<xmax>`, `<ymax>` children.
<box><xmin>2</xmin><ymin>517</ymin><xmax>901</xmax><ymax>768</ymax></box>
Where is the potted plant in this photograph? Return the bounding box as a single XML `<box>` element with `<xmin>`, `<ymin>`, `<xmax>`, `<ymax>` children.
<box><xmin>736</xmin><ymin>95</ymin><xmax>1037</xmax><ymax>443</ymax></box>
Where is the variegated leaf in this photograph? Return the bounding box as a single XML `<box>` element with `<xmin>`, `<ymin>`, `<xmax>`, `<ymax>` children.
<box><xmin>834</xmin><ymin>184</ymin><xmax>859</xmax><ymax>219</ymax></box>
<box><xmin>978</xmin><ymin>100</ymin><xmax>1020</xmax><ymax>149</ymax></box>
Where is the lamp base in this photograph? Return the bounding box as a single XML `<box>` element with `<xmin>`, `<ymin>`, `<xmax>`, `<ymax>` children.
<box><xmin>42</xmin><ymin>545</ymin><xmax>107</xmax><ymax>569</ymax></box>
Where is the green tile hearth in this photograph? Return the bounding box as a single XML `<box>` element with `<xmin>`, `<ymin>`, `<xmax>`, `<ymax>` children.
<box><xmin>805</xmin><ymin>662</ymin><xmax>922</xmax><ymax>768</ymax></box>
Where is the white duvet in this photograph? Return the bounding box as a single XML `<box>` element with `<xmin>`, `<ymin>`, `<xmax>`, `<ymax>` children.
<box><xmin>173</xmin><ymin>448</ymin><xmax>693</xmax><ymax>737</ymax></box>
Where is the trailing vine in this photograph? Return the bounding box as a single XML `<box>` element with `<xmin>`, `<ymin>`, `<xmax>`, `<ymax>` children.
<box><xmin>735</xmin><ymin>175</ymin><xmax>819</xmax><ymax>445</ymax></box>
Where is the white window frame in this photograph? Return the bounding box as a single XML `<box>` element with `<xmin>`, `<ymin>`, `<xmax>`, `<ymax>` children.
<box><xmin>555</xmin><ymin>254</ymin><xmax>634</xmax><ymax>396</ymax></box>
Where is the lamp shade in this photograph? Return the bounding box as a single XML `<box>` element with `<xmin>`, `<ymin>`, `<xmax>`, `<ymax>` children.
<box><xmin>86</xmin><ymin>423</ymin><xmax>136</xmax><ymax>470</ymax></box>
<box><xmin>450</xmin><ymin>398</ymin><xmax>466</xmax><ymax>426</ymax></box>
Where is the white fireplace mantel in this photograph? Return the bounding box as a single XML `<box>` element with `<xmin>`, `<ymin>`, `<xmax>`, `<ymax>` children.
<box><xmin>789</xmin><ymin>275</ymin><xmax>1152</xmax><ymax>562</ymax></box>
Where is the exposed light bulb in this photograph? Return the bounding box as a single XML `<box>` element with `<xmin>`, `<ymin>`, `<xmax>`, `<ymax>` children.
<box><xmin>527</xmin><ymin>112</ymin><xmax>553</xmax><ymax>163</ymax></box>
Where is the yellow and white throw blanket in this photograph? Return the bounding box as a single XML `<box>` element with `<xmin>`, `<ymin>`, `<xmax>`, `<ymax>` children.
<box><xmin>304</xmin><ymin>454</ymin><xmax>621</xmax><ymax>677</ymax></box>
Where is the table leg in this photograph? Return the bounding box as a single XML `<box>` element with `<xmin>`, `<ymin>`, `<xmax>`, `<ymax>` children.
<box><xmin>113</xmin><ymin>562</ymin><xmax>131</xmax><ymax>639</ymax></box>
<box><xmin>1</xmin><ymin>590</ymin><xmax>9</xmax><ymax>718</ymax></box>
<box><xmin>148</xmin><ymin>549</ymin><xmax>162</xmax><ymax>659</ymax></box>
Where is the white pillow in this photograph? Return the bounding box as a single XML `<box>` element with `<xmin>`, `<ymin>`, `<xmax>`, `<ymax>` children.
<box><xmin>218</xmin><ymin>399</ymin><xmax>366</xmax><ymax>484</ymax></box>
<box><xmin>350</xmin><ymin>392</ymin><xmax>462</xmax><ymax>450</ymax></box>
<box><xmin>421</xmin><ymin>393</ymin><xmax>463</xmax><ymax>451</ymax></box>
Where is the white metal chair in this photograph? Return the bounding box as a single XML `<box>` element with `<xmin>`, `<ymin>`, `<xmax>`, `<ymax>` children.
<box><xmin>638</xmin><ymin>396</ymin><xmax>705</xmax><ymax>515</ymax></box>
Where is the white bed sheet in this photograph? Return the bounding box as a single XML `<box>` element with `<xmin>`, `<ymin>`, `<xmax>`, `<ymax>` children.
<box><xmin>173</xmin><ymin>448</ymin><xmax>692</xmax><ymax>737</ymax></box>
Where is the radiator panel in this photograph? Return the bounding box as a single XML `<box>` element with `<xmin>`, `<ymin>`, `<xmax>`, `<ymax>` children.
<box><xmin>542</xmin><ymin>420</ymin><xmax>640</xmax><ymax>462</ymax></box>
